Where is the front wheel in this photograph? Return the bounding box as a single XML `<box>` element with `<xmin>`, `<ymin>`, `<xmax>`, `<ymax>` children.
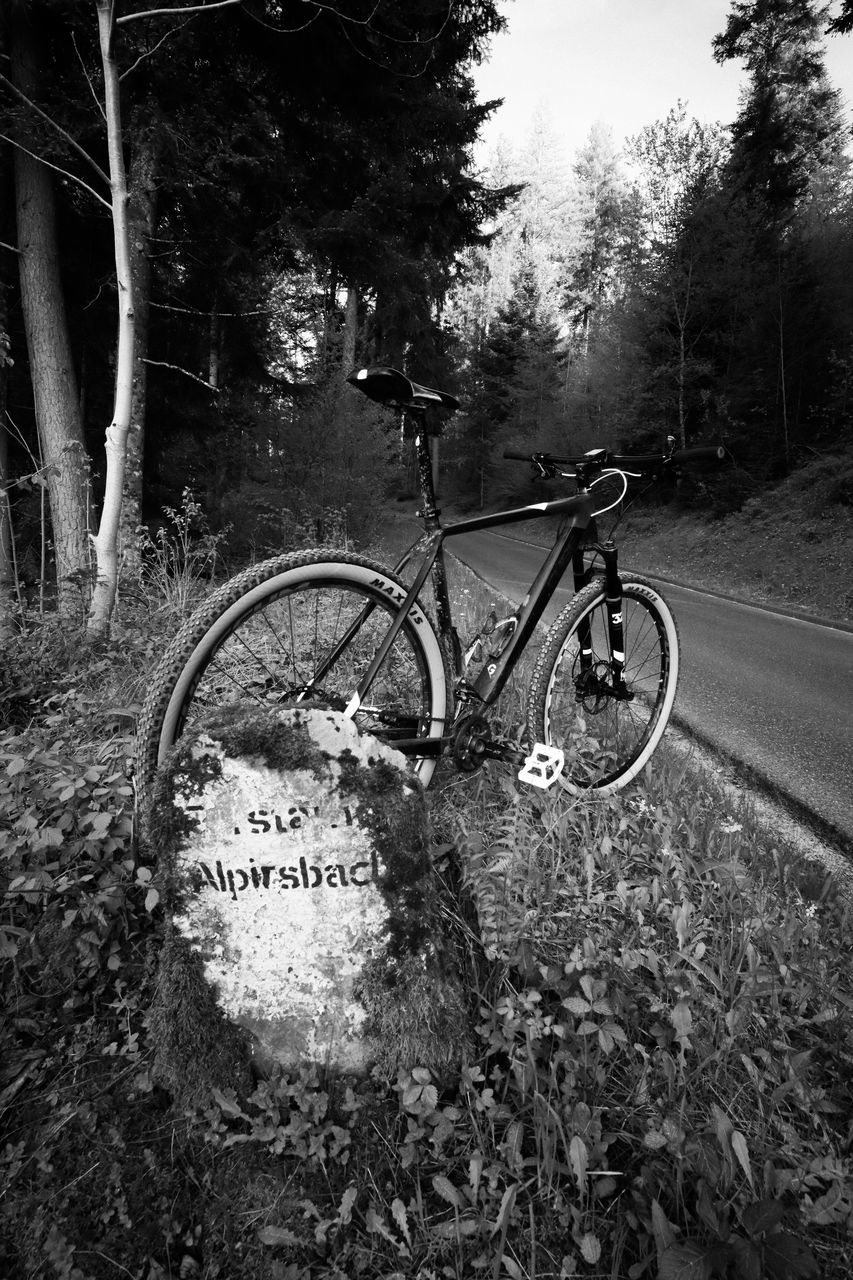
<box><xmin>134</xmin><ymin>551</ymin><xmax>449</xmax><ymax>807</ymax></box>
<box><xmin>527</xmin><ymin>575</ymin><xmax>679</xmax><ymax>793</ymax></box>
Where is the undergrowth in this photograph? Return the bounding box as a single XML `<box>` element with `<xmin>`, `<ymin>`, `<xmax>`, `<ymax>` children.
<box><xmin>1</xmin><ymin>558</ymin><xmax>851</xmax><ymax>1278</ymax></box>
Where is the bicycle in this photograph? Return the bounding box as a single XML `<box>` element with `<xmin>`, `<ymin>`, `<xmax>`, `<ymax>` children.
<box><xmin>135</xmin><ymin>364</ymin><xmax>725</xmax><ymax>804</ymax></box>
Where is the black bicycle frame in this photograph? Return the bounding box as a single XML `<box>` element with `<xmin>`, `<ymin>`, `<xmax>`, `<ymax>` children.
<box><xmin>346</xmin><ymin>426</ymin><xmax>599</xmax><ymax>722</ymax></box>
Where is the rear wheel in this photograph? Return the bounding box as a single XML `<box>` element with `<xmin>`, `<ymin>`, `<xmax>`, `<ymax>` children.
<box><xmin>135</xmin><ymin>551</ymin><xmax>448</xmax><ymax>806</ymax></box>
<box><xmin>527</xmin><ymin>575</ymin><xmax>679</xmax><ymax>793</ymax></box>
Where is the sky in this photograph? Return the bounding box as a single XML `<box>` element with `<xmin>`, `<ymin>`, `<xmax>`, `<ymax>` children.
<box><xmin>471</xmin><ymin>0</ymin><xmax>853</xmax><ymax>163</ymax></box>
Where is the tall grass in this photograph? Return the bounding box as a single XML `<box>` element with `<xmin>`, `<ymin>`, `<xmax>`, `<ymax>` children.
<box><xmin>0</xmin><ymin>553</ymin><xmax>850</xmax><ymax>1278</ymax></box>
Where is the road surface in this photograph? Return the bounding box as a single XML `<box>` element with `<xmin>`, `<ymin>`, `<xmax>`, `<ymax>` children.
<box><xmin>449</xmin><ymin>527</ymin><xmax>853</xmax><ymax>850</ymax></box>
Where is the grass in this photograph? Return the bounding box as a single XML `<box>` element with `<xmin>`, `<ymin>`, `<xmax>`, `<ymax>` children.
<box><xmin>1</xmin><ymin>548</ymin><xmax>851</xmax><ymax>1278</ymax></box>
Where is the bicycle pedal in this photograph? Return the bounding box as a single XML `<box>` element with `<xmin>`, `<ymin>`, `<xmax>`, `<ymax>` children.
<box><xmin>518</xmin><ymin>743</ymin><xmax>565</xmax><ymax>790</ymax></box>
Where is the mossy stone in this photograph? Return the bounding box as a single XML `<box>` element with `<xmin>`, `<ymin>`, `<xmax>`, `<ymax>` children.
<box><xmin>144</xmin><ymin>706</ymin><xmax>469</xmax><ymax>1086</ymax></box>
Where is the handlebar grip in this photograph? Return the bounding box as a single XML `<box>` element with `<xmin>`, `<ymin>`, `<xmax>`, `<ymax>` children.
<box><xmin>503</xmin><ymin>450</ymin><xmax>533</xmax><ymax>461</ymax></box>
<box><xmin>671</xmin><ymin>445</ymin><xmax>727</xmax><ymax>464</ymax></box>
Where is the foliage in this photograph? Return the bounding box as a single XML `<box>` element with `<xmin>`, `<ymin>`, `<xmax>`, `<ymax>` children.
<box><xmin>136</xmin><ymin>486</ymin><xmax>229</xmax><ymax>617</ymax></box>
<box><xmin>2</xmin><ymin>568</ymin><xmax>852</xmax><ymax>1278</ymax></box>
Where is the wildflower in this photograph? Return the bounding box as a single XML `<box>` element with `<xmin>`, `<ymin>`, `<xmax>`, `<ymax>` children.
<box><xmin>719</xmin><ymin>818</ymin><xmax>743</xmax><ymax>834</ymax></box>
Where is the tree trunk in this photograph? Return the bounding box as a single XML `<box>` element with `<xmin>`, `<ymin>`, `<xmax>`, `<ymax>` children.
<box><xmin>341</xmin><ymin>282</ymin><xmax>358</xmax><ymax>378</ymax></box>
<box><xmin>87</xmin><ymin>2</ymin><xmax>135</xmax><ymax>641</ymax></box>
<box><xmin>10</xmin><ymin>10</ymin><xmax>91</xmax><ymax>621</ymax></box>
<box><xmin>0</xmin><ymin>262</ymin><xmax>14</xmax><ymax>638</ymax></box>
<box><xmin>1</xmin><ymin>122</ymin><xmax>16</xmax><ymax>636</ymax></box>
<box><xmin>119</xmin><ymin>118</ymin><xmax>159</xmax><ymax>580</ymax></box>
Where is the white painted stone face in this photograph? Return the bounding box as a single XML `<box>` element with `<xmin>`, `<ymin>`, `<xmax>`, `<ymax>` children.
<box><xmin>170</xmin><ymin>711</ymin><xmax>414</xmax><ymax>1073</ymax></box>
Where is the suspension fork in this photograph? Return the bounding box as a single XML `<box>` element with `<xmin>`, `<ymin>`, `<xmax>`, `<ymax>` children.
<box><xmin>573</xmin><ymin>539</ymin><xmax>628</xmax><ymax>695</ymax></box>
<box><xmin>572</xmin><ymin>538</ymin><xmax>596</xmax><ymax>678</ymax></box>
<box><xmin>601</xmin><ymin>540</ymin><xmax>628</xmax><ymax>693</ymax></box>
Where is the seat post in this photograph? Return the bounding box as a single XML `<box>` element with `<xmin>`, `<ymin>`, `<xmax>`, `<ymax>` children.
<box><xmin>409</xmin><ymin>410</ymin><xmax>441</xmax><ymax>530</ymax></box>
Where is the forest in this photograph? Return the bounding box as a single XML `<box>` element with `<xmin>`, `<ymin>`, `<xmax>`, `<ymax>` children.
<box><xmin>2</xmin><ymin>0</ymin><xmax>853</xmax><ymax>636</ymax></box>
<box><xmin>3</xmin><ymin>5</ymin><xmax>853</xmax><ymax>1278</ymax></box>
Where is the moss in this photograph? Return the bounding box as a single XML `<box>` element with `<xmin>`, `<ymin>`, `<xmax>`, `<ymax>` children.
<box><xmin>148</xmin><ymin>933</ymin><xmax>251</xmax><ymax>1107</ymax></box>
<box><xmin>335</xmin><ymin>746</ymin><xmax>435</xmax><ymax>955</ymax></box>
<box><xmin>142</xmin><ymin>726</ymin><xmax>254</xmax><ymax>1105</ymax></box>
<box><xmin>200</xmin><ymin>703</ymin><xmax>333</xmax><ymax>784</ymax></box>
<box><xmin>140</xmin><ymin>732</ymin><xmax>223</xmax><ymax>868</ymax></box>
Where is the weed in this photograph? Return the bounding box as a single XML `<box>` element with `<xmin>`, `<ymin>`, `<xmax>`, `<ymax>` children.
<box><xmin>1</xmin><ymin>559</ymin><xmax>851</xmax><ymax>1278</ymax></box>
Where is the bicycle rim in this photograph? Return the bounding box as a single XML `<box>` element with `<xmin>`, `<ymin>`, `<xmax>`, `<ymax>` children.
<box><xmin>539</xmin><ymin>579</ymin><xmax>678</xmax><ymax>792</ymax></box>
<box><xmin>135</xmin><ymin>556</ymin><xmax>447</xmax><ymax>803</ymax></box>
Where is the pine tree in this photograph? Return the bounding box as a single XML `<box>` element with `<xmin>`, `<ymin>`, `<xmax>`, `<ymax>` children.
<box><xmin>714</xmin><ymin>0</ymin><xmax>850</xmax><ymax>223</ymax></box>
<box><xmin>566</xmin><ymin>123</ymin><xmax>639</xmax><ymax>356</ymax></box>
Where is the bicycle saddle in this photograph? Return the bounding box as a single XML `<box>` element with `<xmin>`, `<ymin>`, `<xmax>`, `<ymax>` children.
<box><xmin>347</xmin><ymin>365</ymin><xmax>460</xmax><ymax>412</ymax></box>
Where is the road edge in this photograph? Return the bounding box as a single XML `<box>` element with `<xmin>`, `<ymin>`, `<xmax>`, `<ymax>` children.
<box><xmin>483</xmin><ymin>527</ymin><xmax>853</xmax><ymax>634</ymax></box>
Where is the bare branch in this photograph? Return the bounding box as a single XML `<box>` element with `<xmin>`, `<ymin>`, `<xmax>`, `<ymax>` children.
<box><xmin>72</xmin><ymin>32</ymin><xmax>107</xmax><ymax>123</ymax></box>
<box><xmin>0</xmin><ymin>71</ymin><xmax>111</xmax><ymax>186</ymax></box>
<box><xmin>292</xmin><ymin>0</ymin><xmax>454</xmax><ymax>47</ymax></box>
<box><xmin>242</xmin><ymin>6</ymin><xmax>320</xmax><ymax>34</ymax></box>
<box><xmin>0</xmin><ymin>132</ymin><xmax>112</xmax><ymax>211</ymax></box>
<box><xmin>297</xmin><ymin>0</ymin><xmax>384</xmax><ymax>27</ymax></box>
<box><xmin>0</xmin><ymin>240</ymin><xmax>22</xmax><ymax>255</ymax></box>
<box><xmin>143</xmin><ymin>358</ymin><xmax>221</xmax><ymax>391</ymax></box>
<box><xmin>151</xmin><ymin>300</ymin><xmax>270</xmax><ymax>317</ymax></box>
<box><xmin>121</xmin><ymin>20</ymin><xmax>191</xmax><ymax>79</ymax></box>
<box><xmin>117</xmin><ymin>0</ymin><xmax>240</xmax><ymax>24</ymax></box>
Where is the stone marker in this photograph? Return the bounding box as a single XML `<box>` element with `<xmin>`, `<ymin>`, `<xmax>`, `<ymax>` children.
<box><xmin>145</xmin><ymin>705</ymin><xmax>468</xmax><ymax>1097</ymax></box>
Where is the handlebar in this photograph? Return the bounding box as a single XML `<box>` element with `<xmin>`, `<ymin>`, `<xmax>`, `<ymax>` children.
<box><xmin>502</xmin><ymin>444</ymin><xmax>727</xmax><ymax>471</ymax></box>
<box><xmin>670</xmin><ymin>445</ymin><xmax>727</xmax><ymax>464</ymax></box>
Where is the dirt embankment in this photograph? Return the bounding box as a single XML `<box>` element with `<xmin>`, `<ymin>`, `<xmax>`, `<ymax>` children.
<box><xmin>618</xmin><ymin>454</ymin><xmax>853</xmax><ymax>624</ymax></box>
<box><xmin>382</xmin><ymin>452</ymin><xmax>853</xmax><ymax>627</ymax></box>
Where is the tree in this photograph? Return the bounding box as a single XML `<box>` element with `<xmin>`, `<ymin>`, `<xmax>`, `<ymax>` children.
<box><xmin>6</xmin><ymin>2</ymin><xmax>92</xmax><ymax>621</ymax></box>
<box><xmin>713</xmin><ymin>0</ymin><xmax>851</xmax><ymax>469</ymax></box>
<box><xmin>566</xmin><ymin>123</ymin><xmax>639</xmax><ymax>358</ymax></box>
<box><xmin>714</xmin><ymin>0</ymin><xmax>849</xmax><ymax>224</ymax></box>
<box><xmin>628</xmin><ymin>105</ymin><xmax>729</xmax><ymax>444</ymax></box>
<box><xmin>827</xmin><ymin>0</ymin><xmax>853</xmax><ymax>30</ymax></box>
<box><xmin>1</xmin><ymin>0</ymin><xmax>510</xmax><ymax>632</ymax></box>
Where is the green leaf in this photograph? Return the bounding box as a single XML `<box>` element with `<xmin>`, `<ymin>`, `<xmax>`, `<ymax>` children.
<box><xmin>562</xmin><ymin>996</ymin><xmax>591</xmax><ymax>1015</ymax></box>
<box><xmin>731</xmin><ymin>1131</ymin><xmax>754</xmax><ymax>1188</ymax></box>
<box><xmin>651</xmin><ymin>1198</ymin><xmax>677</xmax><ymax>1255</ymax></box>
<box><xmin>145</xmin><ymin>888</ymin><xmax>160</xmax><ymax>912</ymax></box>
<box><xmin>211</xmin><ymin>1087</ymin><xmax>247</xmax><ymax>1119</ymax></box>
<box><xmin>740</xmin><ymin>1198</ymin><xmax>785</xmax><ymax>1237</ymax></box>
<box><xmin>337</xmin><ymin>1185</ymin><xmax>357</xmax><ymax>1226</ymax></box>
<box><xmin>491</xmin><ymin>1183</ymin><xmax>518</xmax><ymax>1236</ymax></box>
<box><xmin>432</xmin><ymin>1174</ymin><xmax>463</xmax><ymax>1208</ymax></box>
<box><xmin>579</xmin><ymin>1233</ymin><xmax>601</xmax><ymax>1264</ymax></box>
<box><xmin>391</xmin><ymin>1197</ymin><xmax>411</xmax><ymax>1247</ymax></box>
<box><xmin>569</xmin><ymin>1134</ymin><xmax>587</xmax><ymax>1191</ymax></box>
<box><xmin>802</xmin><ymin>1179</ymin><xmax>853</xmax><ymax>1226</ymax></box>
<box><xmin>671</xmin><ymin>999</ymin><xmax>693</xmax><ymax>1040</ymax></box>
<box><xmin>762</xmin><ymin>1231</ymin><xmax>819</xmax><ymax>1279</ymax></box>
<box><xmin>658</xmin><ymin>1240</ymin><xmax>713</xmax><ymax>1279</ymax></box>
<box><xmin>729</xmin><ymin>1236</ymin><xmax>762</xmax><ymax>1280</ymax></box>
<box><xmin>258</xmin><ymin>1225</ymin><xmax>299</xmax><ymax>1246</ymax></box>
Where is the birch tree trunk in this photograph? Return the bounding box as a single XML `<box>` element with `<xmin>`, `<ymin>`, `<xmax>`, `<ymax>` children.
<box><xmin>0</xmin><ymin>267</ymin><xmax>14</xmax><ymax>638</ymax></box>
<box><xmin>86</xmin><ymin>1</ymin><xmax>135</xmax><ymax>641</ymax></box>
<box><xmin>341</xmin><ymin>283</ymin><xmax>358</xmax><ymax>378</ymax></box>
<box><xmin>10</xmin><ymin>10</ymin><xmax>91</xmax><ymax>622</ymax></box>
<box><xmin>119</xmin><ymin>118</ymin><xmax>159</xmax><ymax>579</ymax></box>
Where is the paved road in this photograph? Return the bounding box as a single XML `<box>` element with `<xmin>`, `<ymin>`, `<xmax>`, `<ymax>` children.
<box><xmin>449</xmin><ymin>528</ymin><xmax>853</xmax><ymax>849</ymax></box>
